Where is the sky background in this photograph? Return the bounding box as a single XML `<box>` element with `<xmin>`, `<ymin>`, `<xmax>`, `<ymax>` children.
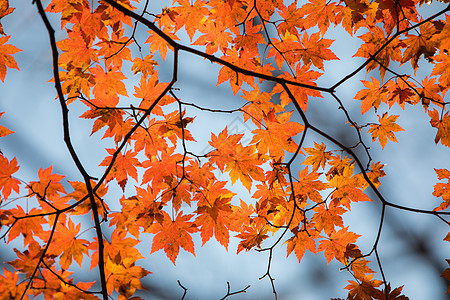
<box><xmin>0</xmin><ymin>0</ymin><xmax>449</xmax><ymax>299</ymax></box>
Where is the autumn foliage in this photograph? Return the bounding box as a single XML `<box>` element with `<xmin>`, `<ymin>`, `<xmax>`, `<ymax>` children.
<box><xmin>0</xmin><ymin>0</ymin><xmax>450</xmax><ymax>299</ymax></box>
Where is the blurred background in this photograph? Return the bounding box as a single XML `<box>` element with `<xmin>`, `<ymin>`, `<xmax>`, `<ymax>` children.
<box><xmin>0</xmin><ymin>0</ymin><xmax>449</xmax><ymax>299</ymax></box>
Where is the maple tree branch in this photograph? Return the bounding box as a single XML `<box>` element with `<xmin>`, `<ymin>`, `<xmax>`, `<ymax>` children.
<box><xmin>102</xmin><ymin>0</ymin><xmax>331</xmax><ymax>93</ymax></box>
<box><xmin>220</xmin><ymin>281</ymin><xmax>251</xmax><ymax>300</ymax></box>
<box><xmin>33</xmin><ymin>1</ymin><xmax>108</xmax><ymax>298</ymax></box>
<box><xmin>41</xmin><ymin>260</ymin><xmax>101</xmax><ymax>295</ymax></box>
<box><xmin>372</xmin><ymin>56</ymin><xmax>447</xmax><ymax>107</ymax></box>
<box><xmin>331</xmin><ymin>4</ymin><xmax>450</xmax><ymax>90</ymax></box>
<box><xmin>20</xmin><ymin>213</ymin><xmax>59</xmax><ymax>300</ymax></box>
<box><xmin>177</xmin><ymin>280</ymin><xmax>188</xmax><ymax>300</ymax></box>
<box><xmin>257</xmin><ymin>247</ymin><xmax>278</xmax><ymax>300</ymax></box>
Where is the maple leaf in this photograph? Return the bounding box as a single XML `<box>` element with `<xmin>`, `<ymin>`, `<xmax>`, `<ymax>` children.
<box><xmin>292</xmin><ymin>168</ymin><xmax>328</xmax><ymax>204</ymax></box>
<box><xmin>327</xmin><ymin>159</ymin><xmax>372</xmax><ymax>208</ymax></box>
<box><xmin>441</xmin><ymin>259</ymin><xmax>450</xmax><ymax>294</ymax></box>
<box><xmin>0</xmin><ymin>35</ymin><xmax>21</xmax><ymax>82</ymax></box>
<box><xmin>367</xmin><ymin>113</ymin><xmax>405</xmax><ymax>149</ymax></box>
<box><xmin>194</xmin><ymin>192</ymin><xmax>234</xmax><ymax>249</ymax></box>
<box><xmin>236</xmin><ymin>224</ymin><xmax>269</xmax><ymax>254</ymax></box>
<box><xmin>110</xmin><ymin>188</ymin><xmax>164</xmax><ymax>238</ymax></box>
<box><xmin>0</xmin><ymin>155</ymin><xmax>20</xmax><ymax>200</ymax></box>
<box><xmin>90</xmin><ymin>65</ymin><xmax>128</xmax><ymax>106</ymax></box>
<box><xmin>89</xmin><ymin>230</ymin><xmax>146</xmax><ymax>273</ymax></box>
<box><xmin>131</xmin><ymin>55</ymin><xmax>157</xmax><ymax>77</ymax></box>
<box><xmin>0</xmin><ymin>111</ymin><xmax>13</xmax><ymax>138</ymax></box>
<box><xmin>100</xmin><ymin>148</ymin><xmax>141</xmax><ymax>191</ymax></box>
<box><xmin>385</xmin><ymin>78</ymin><xmax>417</xmax><ymax>109</ymax></box>
<box><xmin>353</xmin><ymin>26</ymin><xmax>403</xmax><ymax>80</ymax></box>
<box><xmin>0</xmin><ymin>268</ymin><xmax>31</xmax><ymax>300</ymax></box>
<box><xmin>312</xmin><ymin>203</ymin><xmax>346</xmax><ymax>235</ymax></box>
<box><xmin>365</xmin><ymin>162</ymin><xmax>386</xmax><ymax>189</ymax></box>
<box><xmin>345</xmin><ymin>274</ymin><xmax>383</xmax><ymax>300</ymax></box>
<box><xmin>339</xmin><ymin>0</ymin><xmax>378</xmax><ymax>35</ymax></box>
<box><xmin>416</xmin><ymin>76</ymin><xmax>443</xmax><ymax>107</ymax></box>
<box><xmin>271</xmin><ymin>197</ymin><xmax>305</xmax><ymax>230</ymax></box>
<box><xmin>28</xmin><ymin>166</ymin><xmax>66</xmax><ymax>209</ymax></box>
<box><xmin>145</xmin><ymin>30</ymin><xmax>179</xmax><ymax>60</ymax></box>
<box><xmin>6</xmin><ymin>207</ymin><xmax>49</xmax><ymax>246</ymax></box>
<box><xmin>149</xmin><ymin>211</ymin><xmax>198</xmax><ymax>264</ymax></box>
<box><xmin>59</xmin><ymin>66</ymin><xmax>95</xmax><ymax>101</ymax></box>
<box><xmin>428</xmin><ymin>109</ymin><xmax>450</xmax><ymax>147</ymax></box>
<box><xmin>273</xmin><ymin>63</ymin><xmax>323</xmax><ymax>110</ymax></box>
<box><xmin>355</xmin><ymin>77</ymin><xmax>388</xmax><ymax>114</ymax></box>
<box><xmin>0</xmin><ymin>1</ymin><xmax>14</xmax><ymax>35</ymax></box>
<box><xmin>381</xmin><ymin>284</ymin><xmax>410</xmax><ymax>300</ymax></box>
<box><xmin>234</xmin><ymin>22</ymin><xmax>264</xmax><ymax>54</ymax></box>
<box><xmin>318</xmin><ymin>227</ymin><xmax>361</xmax><ymax>263</ymax></box>
<box><xmin>432</xmin><ymin>168</ymin><xmax>450</xmax><ymax>211</ymax></box>
<box><xmin>8</xmin><ymin>240</ymin><xmax>56</xmax><ymax>277</ymax></box>
<box><xmin>297</xmin><ymin>0</ymin><xmax>338</xmax><ymax>35</ymax></box>
<box><xmin>141</xmin><ymin>147</ymin><xmax>185</xmax><ymax>188</ymax></box>
<box><xmin>173</xmin><ymin>0</ymin><xmax>209</xmax><ymax>40</ymax></box>
<box><xmin>298</xmin><ymin>32</ymin><xmax>339</xmax><ymax>70</ymax></box>
<box><xmin>285</xmin><ymin>227</ymin><xmax>317</xmax><ymax>262</ymax></box>
<box><xmin>45</xmin><ymin>0</ymin><xmax>87</xmax><ymax>28</ymax></box>
<box><xmin>208</xmin><ymin>127</ymin><xmax>265</xmax><ymax>191</ymax></box>
<box><xmin>57</xmin><ymin>29</ymin><xmax>97</xmax><ymax>69</ymax></box>
<box><xmin>47</xmin><ymin>219</ymin><xmax>89</xmax><ymax>270</ymax></box>
<box><xmin>104</xmin><ymin>257</ymin><xmax>150</xmax><ymax>297</ymax></box>
<box><xmin>251</xmin><ymin>110</ymin><xmax>304</xmax><ymax>158</ymax></box>
<box><xmin>96</xmin><ymin>28</ymin><xmax>132</xmax><ymax>69</ymax></box>
<box><xmin>133</xmin><ymin>73</ymin><xmax>170</xmax><ymax>111</ymax></box>
<box><xmin>68</xmin><ymin>180</ymin><xmax>109</xmax><ymax>218</ymax></box>
<box><xmin>302</xmin><ymin>142</ymin><xmax>333</xmax><ymax>171</ymax></box>
<box><xmin>33</xmin><ymin>268</ymin><xmax>97</xmax><ymax>300</ymax></box>
<box><xmin>241</xmin><ymin>85</ymin><xmax>282</xmax><ymax>125</ymax></box>
<box><xmin>401</xmin><ymin>22</ymin><xmax>438</xmax><ymax>71</ymax></box>
<box><xmin>277</xmin><ymin>3</ymin><xmax>303</xmax><ymax>35</ymax></box>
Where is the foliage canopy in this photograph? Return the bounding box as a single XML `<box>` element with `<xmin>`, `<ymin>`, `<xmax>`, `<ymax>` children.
<box><xmin>0</xmin><ymin>0</ymin><xmax>450</xmax><ymax>299</ymax></box>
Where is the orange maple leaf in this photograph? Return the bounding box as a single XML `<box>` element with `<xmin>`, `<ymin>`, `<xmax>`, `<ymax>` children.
<box><xmin>433</xmin><ymin>168</ymin><xmax>450</xmax><ymax>211</ymax></box>
<box><xmin>428</xmin><ymin>109</ymin><xmax>450</xmax><ymax>147</ymax></box>
<box><xmin>353</xmin><ymin>26</ymin><xmax>403</xmax><ymax>80</ymax></box>
<box><xmin>90</xmin><ymin>65</ymin><xmax>128</xmax><ymax>106</ymax></box>
<box><xmin>312</xmin><ymin>203</ymin><xmax>346</xmax><ymax>235</ymax></box>
<box><xmin>47</xmin><ymin>219</ymin><xmax>89</xmax><ymax>270</ymax></box>
<box><xmin>367</xmin><ymin>113</ymin><xmax>405</xmax><ymax>149</ymax></box>
<box><xmin>0</xmin><ymin>35</ymin><xmax>21</xmax><ymax>82</ymax></box>
<box><xmin>302</xmin><ymin>142</ymin><xmax>333</xmax><ymax>171</ymax></box>
<box><xmin>297</xmin><ymin>0</ymin><xmax>338</xmax><ymax>35</ymax></box>
<box><xmin>149</xmin><ymin>211</ymin><xmax>198</xmax><ymax>264</ymax></box>
<box><xmin>345</xmin><ymin>274</ymin><xmax>383</xmax><ymax>300</ymax></box>
<box><xmin>0</xmin><ymin>268</ymin><xmax>31</xmax><ymax>299</ymax></box>
<box><xmin>208</xmin><ymin>127</ymin><xmax>265</xmax><ymax>191</ymax></box>
<box><xmin>100</xmin><ymin>148</ymin><xmax>141</xmax><ymax>191</ymax></box>
<box><xmin>173</xmin><ymin>0</ymin><xmax>209</xmax><ymax>40</ymax></box>
<box><xmin>0</xmin><ymin>111</ymin><xmax>13</xmax><ymax>138</ymax></box>
<box><xmin>298</xmin><ymin>32</ymin><xmax>339</xmax><ymax>70</ymax></box>
<box><xmin>6</xmin><ymin>207</ymin><xmax>49</xmax><ymax>246</ymax></box>
<box><xmin>251</xmin><ymin>110</ymin><xmax>304</xmax><ymax>158</ymax></box>
<box><xmin>441</xmin><ymin>259</ymin><xmax>450</xmax><ymax>294</ymax></box>
<box><xmin>194</xmin><ymin>192</ymin><xmax>234</xmax><ymax>249</ymax></box>
<box><xmin>0</xmin><ymin>155</ymin><xmax>20</xmax><ymax>200</ymax></box>
<box><xmin>0</xmin><ymin>0</ymin><xmax>15</xmax><ymax>35</ymax></box>
<box><xmin>354</xmin><ymin>77</ymin><xmax>388</xmax><ymax>114</ymax></box>
<box><xmin>57</xmin><ymin>29</ymin><xmax>97</xmax><ymax>69</ymax></box>
<box><xmin>318</xmin><ymin>227</ymin><xmax>360</xmax><ymax>263</ymax></box>
<box><xmin>236</xmin><ymin>224</ymin><xmax>269</xmax><ymax>254</ymax></box>
<box><xmin>285</xmin><ymin>227</ymin><xmax>317</xmax><ymax>262</ymax></box>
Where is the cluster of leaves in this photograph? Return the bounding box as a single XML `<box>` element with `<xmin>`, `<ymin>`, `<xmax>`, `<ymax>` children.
<box><xmin>0</xmin><ymin>0</ymin><xmax>449</xmax><ymax>299</ymax></box>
